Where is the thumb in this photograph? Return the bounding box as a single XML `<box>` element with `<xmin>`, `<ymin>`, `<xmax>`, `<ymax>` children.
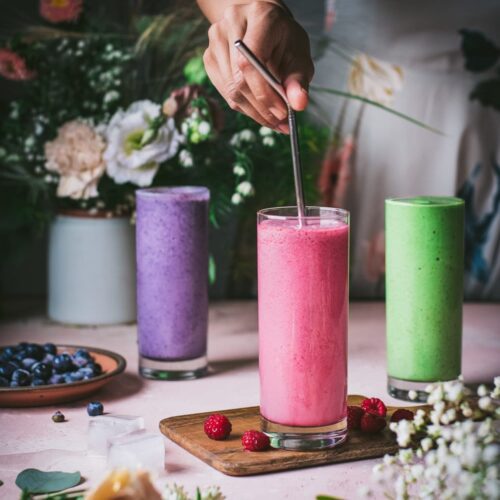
<box><xmin>283</xmin><ymin>74</ymin><xmax>309</xmax><ymax>111</ymax></box>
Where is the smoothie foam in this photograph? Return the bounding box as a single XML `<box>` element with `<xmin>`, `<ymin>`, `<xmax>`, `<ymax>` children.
<box><xmin>258</xmin><ymin>216</ymin><xmax>349</xmax><ymax>427</ymax></box>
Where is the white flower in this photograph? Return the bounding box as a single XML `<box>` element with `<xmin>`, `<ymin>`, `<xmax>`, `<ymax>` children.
<box><xmin>477</xmin><ymin>385</ymin><xmax>489</xmax><ymax>397</ymax></box>
<box><xmin>163</xmin><ymin>483</ymin><xmax>189</xmax><ymax>500</ymax></box>
<box><xmin>494</xmin><ymin>376</ymin><xmax>500</xmax><ymax>388</ymax></box>
<box><xmin>408</xmin><ymin>390</ymin><xmax>418</xmax><ymax>401</ymax></box>
<box><xmin>236</xmin><ymin>181</ymin><xmax>255</xmax><ymax>197</ymax></box>
<box><xmin>478</xmin><ymin>397</ymin><xmax>493</xmax><ymax>411</ymax></box>
<box><xmin>233</xmin><ymin>164</ymin><xmax>245</xmax><ymax>176</ymax></box>
<box><xmin>231</xmin><ymin>193</ymin><xmax>243</xmax><ymax>205</ymax></box>
<box><xmin>348</xmin><ymin>53</ymin><xmax>404</xmax><ymax>106</ymax></box>
<box><xmin>483</xmin><ymin>444</ymin><xmax>499</xmax><ymax>463</ymax></box>
<box><xmin>259</xmin><ymin>126</ymin><xmax>273</xmax><ymax>136</ymax></box>
<box><xmin>421</xmin><ymin>437</ymin><xmax>433</xmax><ymax>452</ymax></box>
<box><xmin>198</xmin><ymin>121</ymin><xmax>211</xmax><ymax>136</ymax></box>
<box><xmin>199</xmin><ymin>485</ymin><xmax>225</xmax><ymax>500</ymax></box>
<box><xmin>104</xmin><ymin>100</ymin><xmax>183</xmax><ymax>187</ymax></box>
<box><xmin>263</xmin><ymin>136</ymin><xmax>275</xmax><ymax>147</ymax></box>
<box><xmin>239</xmin><ymin>129</ymin><xmax>256</xmax><ymax>142</ymax></box>
<box><xmin>104</xmin><ymin>90</ymin><xmax>120</xmax><ymax>104</ymax></box>
<box><xmin>179</xmin><ymin>149</ymin><xmax>194</xmax><ymax>168</ymax></box>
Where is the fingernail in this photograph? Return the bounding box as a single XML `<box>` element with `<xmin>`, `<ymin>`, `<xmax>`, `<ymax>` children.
<box><xmin>270</xmin><ymin>106</ymin><xmax>287</xmax><ymax>121</ymax></box>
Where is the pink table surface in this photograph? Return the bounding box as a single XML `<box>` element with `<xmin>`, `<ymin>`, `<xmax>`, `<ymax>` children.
<box><xmin>0</xmin><ymin>301</ymin><xmax>499</xmax><ymax>500</ymax></box>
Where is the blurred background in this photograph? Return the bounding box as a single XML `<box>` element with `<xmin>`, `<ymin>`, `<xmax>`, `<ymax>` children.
<box><xmin>1</xmin><ymin>0</ymin><xmax>499</xmax><ymax>322</ymax></box>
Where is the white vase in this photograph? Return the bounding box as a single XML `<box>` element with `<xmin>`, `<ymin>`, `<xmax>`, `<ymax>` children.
<box><xmin>48</xmin><ymin>213</ymin><xmax>136</xmax><ymax>325</ymax></box>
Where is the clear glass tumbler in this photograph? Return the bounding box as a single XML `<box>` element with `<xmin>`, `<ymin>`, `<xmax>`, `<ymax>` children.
<box><xmin>257</xmin><ymin>206</ymin><xmax>349</xmax><ymax>450</ymax></box>
<box><xmin>136</xmin><ymin>186</ymin><xmax>209</xmax><ymax>380</ymax></box>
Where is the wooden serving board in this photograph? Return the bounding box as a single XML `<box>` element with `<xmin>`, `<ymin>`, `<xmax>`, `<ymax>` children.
<box><xmin>159</xmin><ymin>395</ymin><xmax>426</xmax><ymax>476</ymax></box>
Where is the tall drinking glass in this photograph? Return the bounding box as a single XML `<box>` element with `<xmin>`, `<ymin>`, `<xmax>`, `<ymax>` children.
<box><xmin>257</xmin><ymin>206</ymin><xmax>349</xmax><ymax>450</ymax></box>
<box><xmin>136</xmin><ymin>186</ymin><xmax>209</xmax><ymax>380</ymax></box>
<box><xmin>385</xmin><ymin>196</ymin><xmax>464</xmax><ymax>401</ymax></box>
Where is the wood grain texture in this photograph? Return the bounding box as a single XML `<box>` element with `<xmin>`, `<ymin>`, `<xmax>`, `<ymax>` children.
<box><xmin>159</xmin><ymin>395</ymin><xmax>426</xmax><ymax>476</ymax></box>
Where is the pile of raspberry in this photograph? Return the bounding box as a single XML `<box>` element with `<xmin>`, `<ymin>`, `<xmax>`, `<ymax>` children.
<box><xmin>348</xmin><ymin>397</ymin><xmax>414</xmax><ymax>433</ymax></box>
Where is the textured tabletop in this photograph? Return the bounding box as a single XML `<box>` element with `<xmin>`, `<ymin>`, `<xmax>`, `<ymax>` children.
<box><xmin>1</xmin><ymin>301</ymin><xmax>499</xmax><ymax>499</ymax></box>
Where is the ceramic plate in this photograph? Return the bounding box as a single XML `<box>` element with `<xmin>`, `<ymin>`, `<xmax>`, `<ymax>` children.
<box><xmin>0</xmin><ymin>345</ymin><xmax>126</xmax><ymax>407</ymax></box>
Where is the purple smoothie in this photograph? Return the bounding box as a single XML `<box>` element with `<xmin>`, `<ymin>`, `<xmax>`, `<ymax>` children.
<box><xmin>136</xmin><ymin>187</ymin><xmax>209</xmax><ymax>361</ymax></box>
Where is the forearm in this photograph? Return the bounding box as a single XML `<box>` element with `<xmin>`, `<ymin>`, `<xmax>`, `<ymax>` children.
<box><xmin>196</xmin><ymin>0</ymin><xmax>289</xmax><ymax>23</ymax></box>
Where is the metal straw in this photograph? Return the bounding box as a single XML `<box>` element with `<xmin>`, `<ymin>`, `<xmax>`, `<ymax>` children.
<box><xmin>234</xmin><ymin>40</ymin><xmax>306</xmax><ymax>222</ymax></box>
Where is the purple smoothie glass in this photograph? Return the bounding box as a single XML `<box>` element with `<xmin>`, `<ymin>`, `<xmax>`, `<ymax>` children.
<box><xmin>136</xmin><ymin>186</ymin><xmax>209</xmax><ymax>379</ymax></box>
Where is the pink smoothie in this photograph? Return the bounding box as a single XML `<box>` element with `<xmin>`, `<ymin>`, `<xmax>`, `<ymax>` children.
<box><xmin>258</xmin><ymin>217</ymin><xmax>349</xmax><ymax>427</ymax></box>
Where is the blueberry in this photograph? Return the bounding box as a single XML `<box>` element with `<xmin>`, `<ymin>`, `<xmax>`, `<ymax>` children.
<box><xmin>10</xmin><ymin>381</ymin><xmax>19</xmax><ymax>388</ymax></box>
<box><xmin>42</xmin><ymin>354</ymin><xmax>54</xmax><ymax>364</ymax></box>
<box><xmin>49</xmin><ymin>374</ymin><xmax>65</xmax><ymax>385</ymax></box>
<box><xmin>82</xmin><ymin>374</ymin><xmax>94</xmax><ymax>380</ymax></box>
<box><xmin>74</xmin><ymin>349</ymin><xmax>91</xmax><ymax>360</ymax></box>
<box><xmin>8</xmin><ymin>360</ymin><xmax>22</xmax><ymax>371</ymax></box>
<box><xmin>25</xmin><ymin>344</ymin><xmax>44</xmax><ymax>361</ymax></box>
<box><xmin>1</xmin><ymin>346</ymin><xmax>17</xmax><ymax>360</ymax></box>
<box><xmin>0</xmin><ymin>376</ymin><xmax>9</xmax><ymax>387</ymax></box>
<box><xmin>79</xmin><ymin>367</ymin><xmax>94</xmax><ymax>377</ymax></box>
<box><xmin>12</xmin><ymin>369</ymin><xmax>31</xmax><ymax>386</ymax></box>
<box><xmin>53</xmin><ymin>353</ymin><xmax>74</xmax><ymax>373</ymax></box>
<box><xmin>0</xmin><ymin>362</ymin><xmax>15</xmax><ymax>380</ymax></box>
<box><xmin>18</xmin><ymin>342</ymin><xmax>29</xmax><ymax>350</ymax></box>
<box><xmin>31</xmin><ymin>362</ymin><xmax>52</xmax><ymax>380</ymax></box>
<box><xmin>52</xmin><ymin>410</ymin><xmax>65</xmax><ymax>423</ymax></box>
<box><xmin>31</xmin><ymin>378</ymin><xmax>46</xmax><ymax>386</ymax></box>
<box><xmin>72</xmin><ymin>356</ymin><xmax>89</xmax><ymax>368</ymax></box>
<box><xmin>87</xmin><ymin>401</ymin><xmax>104</xmax><ymax>416</ymax></box>
<box><xmin>65</xmin><ymin>371</ymin><xmax>83</xmax><ymax>383</ymax></box>
<box><xmin>14</xmin><ymin>351</ymin><xmax>27</xmax><ymax>363</ymax></box>
<box><xmin>43</xmin><ymin>343</ymin><xmax>57</xmax><ymax>355</ymax></box>
<box><xmin>87</xmin><ymin>362</ymin><xmax>102</xmax><ymax>376</ymax></box>
<box><xmin>22</xmin><ymin>358</ymin><xmax>37</xmax><ymax>370</ymax></box>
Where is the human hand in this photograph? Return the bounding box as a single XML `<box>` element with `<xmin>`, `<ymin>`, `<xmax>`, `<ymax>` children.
<box><xmin>202</xmin><ymin>1</ymin><xmax>314</xmax><ymax>133</ymax></box>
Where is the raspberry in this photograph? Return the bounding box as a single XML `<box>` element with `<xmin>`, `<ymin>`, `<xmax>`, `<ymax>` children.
<box><xmin>390</xmin><ymin>409</ymin><xmax>414</xmax><ymax>423</ymax></box>
<box><xmin>347</xmin><ymin>406</ymin><xmax>364</xmax><ymax>430</ymax></box>
<box><xmin>204</xmin><ymin>414</ymin><xmax>232</xmax><ymax>440</ymax></box>
<box><xmin>361</xmin><ymin>397</ymin><xmax>387</xmax><ymax>417</ymax></box>
<box><xmin>241</xmin><ymin>430</ymin><xmax>270</xmax><ymax>451</ymax></box>
<box><xmin>360</xmin><ymin>412</ymin><xmax>386</xmax><ymax>433</ymax></box>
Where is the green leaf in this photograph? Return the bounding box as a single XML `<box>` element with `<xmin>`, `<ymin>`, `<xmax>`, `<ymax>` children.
<box><xmin>15</xmin><ymin>469</ymin><xmax>81</xmax><ymax>494</ymax></box>
<box><xmin>470</xmin><ymin>78</ymin><xmax>500</xmax><ymax>110</ymax></box>
<box><xmin>316</xmin><ymin>496</ymin><xmax>343</xmax><ymax>500</ymax></box>
<box><xmin>196</xmin><ymin>487</ymin><xmax>202</xmax><ymax>500</ymax></box>
<box><xmin>311</xmin><ymin>85</ymin><xmax>444</xmax><ymax>134</ymax></box>
<box><xmin>209</xmin><ymin>254</ymin><xmax>216</xmax><ymax>285</ymax></box>
<box><xmin>459</xmin><ymin>29</ymin><xmax>500</xmax><ymax>72</ymax></box>
<box><xmin>184</xmin><ymin>55</ymin><xmax>208</xmax><ymax>85</ymax></box>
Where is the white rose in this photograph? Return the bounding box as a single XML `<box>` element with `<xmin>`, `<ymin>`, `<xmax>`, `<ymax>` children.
<box><xmin>104</xmin><ymin>100</ymin><xmax>183</xmax><ymax>187</ymax></box>
<box><xmin>348</xmin><ymin>53</ymin><xmax>403</xmax><ymax>106</ymax></box>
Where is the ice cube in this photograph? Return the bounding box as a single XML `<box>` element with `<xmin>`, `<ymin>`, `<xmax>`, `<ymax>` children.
<box><xmin>88</xmin><ymin>415</ymin><xmax>145</xmax><ymax>455</ymax></box>
<box><xmin>107</xmin><ymin>430</ymin><xmax>165</xmax><ymax>474</ymax></box>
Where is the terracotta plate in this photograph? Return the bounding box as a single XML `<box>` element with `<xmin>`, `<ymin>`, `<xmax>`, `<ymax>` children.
<box><xmin>0</xmin><ymin>345</ymin><xmax>126</xmax><ymax>407</ymax></box>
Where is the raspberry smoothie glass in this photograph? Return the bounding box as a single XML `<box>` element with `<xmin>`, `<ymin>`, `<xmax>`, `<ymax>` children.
<box><xmin>257</xmin><ymin>206</ymin><xmax>349</xmax><ymax>450</ymax></box>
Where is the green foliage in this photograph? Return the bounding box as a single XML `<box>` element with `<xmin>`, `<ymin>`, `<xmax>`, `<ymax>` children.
<box><xmin>184</xmin><ymin>55</ymin><xmax>208</xmax><ymax>85</ymax></box>
<box><xmin>15</xmin><ymin>469</ymin><xmax>81</xmax><ymax>495</ymax></box>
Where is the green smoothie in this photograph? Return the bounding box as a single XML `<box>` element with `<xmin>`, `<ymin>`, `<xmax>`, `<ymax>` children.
<box><xmin>385</xmin><ymin>196</ymin><xmax>464</xmax><ymax>383</ymax></box>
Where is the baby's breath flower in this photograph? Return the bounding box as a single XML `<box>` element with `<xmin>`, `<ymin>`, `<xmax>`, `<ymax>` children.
<box><xmin>179</xmin><ymin>149</ymin><xmax>194</xmax><ymax>168</ymax></box>
<box><xmin>408</xmin><ymin>389</ymin><xmax>418</xmax><ymax>401</ymax></box>
<box><xmin>231</xmin><ymin>193</ymin><xmax>243</xmax><ymax>205</ymax></box>
<box><xmin>239</xmin><ymin>129</ymin><xmax>256</xmax><ymax>142</ymax></box>
<box><xmin>233</xmin><ymin>164</ymin><xmax>245</xmax><ymax>176</ymax></box>
<box><xmin>198</xmin><ymin>121</ymin><xmax>211</xmax><ymax>136</ymax></box>
<box><xmin>421</xmin><ymin>437</ymin><xmax>433</xmax><ymax>452</ymax></box>
<box><xmin>477</xmin><ymin>385</ymin><xmax>489</xmax><ymax>397</ymax></box>
<box><xmin>236</xmin><ymin>181</ymin><xmax>255</xmax><ymax>197</ymax></box>
<box><xmin>478</xmin><ymin>396</ymin><xmax>493</xmax><ymax>411</ymax></box>
<box><xmin>263</xmin><ymin>136</ymin><xmax>275</xmax><ymax>147</ymax></box>
<box><xmin>259</xmin><ymin>126</ymin><xmax>273</xmax><ymax>136</ymax></box>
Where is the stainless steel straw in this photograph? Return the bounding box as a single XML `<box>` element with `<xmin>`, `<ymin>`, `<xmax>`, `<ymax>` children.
<box><xmin>234</xmin><ymin>40</ymin><xmax>306</xmax><ymax>222</ymax></box>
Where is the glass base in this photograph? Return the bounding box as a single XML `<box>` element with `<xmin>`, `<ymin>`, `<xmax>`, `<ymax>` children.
<box><xmin>139</xmin><ymin>355</ymin><xmax>207</xmax><ymax>380</ymax></box>
<box><xmin>261</xmin><ymin>416</ymin><xmax>347</xmax><ymax>450</ymax></box>
<box><xmin>387</xmin><ymin>376</ymin><xmax>451</xmax><ymax>403</ymax></box>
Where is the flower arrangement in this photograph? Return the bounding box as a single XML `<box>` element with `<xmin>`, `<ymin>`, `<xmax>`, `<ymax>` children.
<box><xmin>0</xmin><ymin>1</ymin><xmax>328</xmax><ymax>251</ymax></box>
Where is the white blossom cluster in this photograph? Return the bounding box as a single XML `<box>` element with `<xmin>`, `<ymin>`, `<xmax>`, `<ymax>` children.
<box><xmin>360</xmin><ymin>376</ymin><xmax>500</xmax><ymax>499</ymax></box>
<box><xmin>229</xmin><ymin>129</ymin><xmax>256</xmax><ymax>147</ymax></box>
<box><xmin>163</xmin><ymin>484</ymin><xmax>225</xmax><ymax>500</ymax></box>
<box><xmin>181</xmin><ymin>108</ymin><xmax>212</xmax><ymax>144</ymax></box>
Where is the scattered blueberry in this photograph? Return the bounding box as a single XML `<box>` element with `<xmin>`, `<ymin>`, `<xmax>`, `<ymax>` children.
<box><xmin>87</xmin><ymin>362</ymin><xmax>102</xmax><ymax>376</ymax></box>
<box><xmin>43</xmin><ymin>343</ymin><xmax>57</xmax><ymax>355</ymax></box>
<box><xmin>22</xmin><ymin>358</ymin><xmax>37</xmax><ymax>370</ymax></box>
<box><xmin>31</xmin><ymin>362</ymin><xmax>53</xmax><ymax>380</ymax></box>
<box><xmin>31</xmin><ymin>378</ymin><xmax>46</xmax><ymax>386</ymax></box>
<box><xmin>0</xmin><ymin>376</ymin><xmax>9</xmax><ymax>387</ymax></box>
<box><xmin>0</xmin><ymin>362</ymin><xmax>15</xmax><ymax>380</ymax></box>
<box><xmin>74</xmin><ymin>349</ymin><xmax>91</xmax><ymax>360</ymax></box>
<box><xmin>52</xmin><ymin>410</ymin><xmax>65</xmax><ymax>423</ymax></box>
<box><xmin>25</xmin><ymin>344</ymin><xmax>44</xmax><ymax>361</ymax></box>
<box><xmin>53</xmin><ymin>353</ymin><xmax>74</xmax><ymax>373</ymax></box>
<box><xmin>87</xmin><ymin>401</ymin><xmax>104</xmax><ymax>416</ymax></box>
<box><xmin>42</xmin><ymin>354</ymin><xmax>54</xmax><ymax>364</ymax></box>
<box><xmin>12</xmin><ymin>369</ymin><xmax>31</xmax><ymax>386</ymax></box>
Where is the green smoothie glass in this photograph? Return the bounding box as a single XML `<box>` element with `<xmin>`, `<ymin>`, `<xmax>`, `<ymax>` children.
<box><xmin>385</xmin><ymin>196</ymin><xmax>465</xmax><ymax>402</ymax></box>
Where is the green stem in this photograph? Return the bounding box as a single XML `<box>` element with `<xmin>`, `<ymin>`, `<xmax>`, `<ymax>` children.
<box><xmin>310</xmin><ymin>85</ymin><xmax>444</xmax><ymax>135</ymax></box>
